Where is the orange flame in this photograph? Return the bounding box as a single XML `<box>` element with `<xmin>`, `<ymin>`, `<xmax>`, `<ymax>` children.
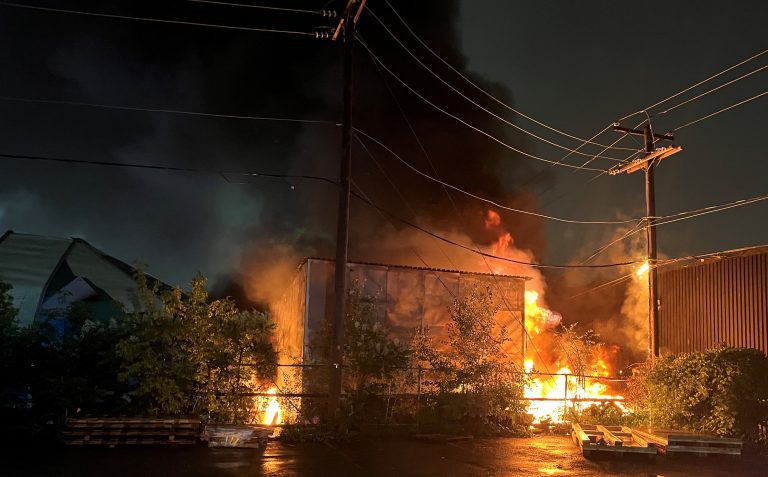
<box><xmin>262</xmin><ymin>387</ymin><xmax>282</xmax><ymax>426</ymax></box>
<box><xmin>479</xmin><ymin>208</ymin><xmax>629</xmax><ymax>423</ymax></box>
<box><xmin>522</xmin><ymin>287</ymin><xmax>626</xmax><ymax>423</ymax></box>
<box><xmin>636</xmin><ymin>260</ymin><xmax>649</xmax><ymax>278</ymax></box>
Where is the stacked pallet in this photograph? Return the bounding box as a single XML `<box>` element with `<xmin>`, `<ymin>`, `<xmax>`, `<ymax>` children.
<box><xmin>64</xmin><ymin>418</ymin><xmax>200</xmax><ymax>446</ymax></box>
<box><xmin>571</xmin><ymin>424</ymin><xmax>656</xmax><ymax>458</ymax></box>
<box><xmin>632</xmin><ymin>428</ymin><xmax>742</xmax><ymax>456</ymax></box>
<box><xmin>202</xmin><ymin>425</ymin><xmax>272</xmax><ymax>449</ymax></box>
<box><xmin>571</xmin><ymin>423</ymin><xmax>743</xmax><ymax>458</ymax></box>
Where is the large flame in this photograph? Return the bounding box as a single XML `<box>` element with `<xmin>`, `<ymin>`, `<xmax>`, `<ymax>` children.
<box><xmin>522</xmin><ymin>275</ymin><xmax>626</xmax><ymax>424</ymax></box>
<box><xmin>480</xmin><ymin>209</ymin><xmax>630</xmax><ymax>423</ymax></box>
<box><xmin>262</xmin><ymin>387</ymin><xmax>282</xmax><ymax>426</ymax></box>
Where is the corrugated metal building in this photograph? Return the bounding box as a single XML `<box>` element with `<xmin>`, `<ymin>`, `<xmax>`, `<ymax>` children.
<box><xmin>272</xmin><ymin>258</ymin><xmax>528</xmax><ymax>370</ymax></box>
<box><xmin>657</xmin><ymin>246</ymin><xmax>768</xmax><ymax>355</ymax></box>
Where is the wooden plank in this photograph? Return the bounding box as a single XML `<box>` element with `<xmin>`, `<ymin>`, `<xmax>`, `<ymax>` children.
<box><xmin>666</xmin><ymin>445</ymin><xmax>742</xmax><ymax>455</ymax></box>
<box><xmin>596</xmin><ymin>425</ymin><xmax>623</xmax><ymax>447</ymax></box>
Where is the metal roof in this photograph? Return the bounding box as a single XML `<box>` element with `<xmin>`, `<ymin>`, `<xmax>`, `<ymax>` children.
<box><xmin>657</xmin><ymin>244</ymin><xmax>768</xmax><ymax>273</ymax></box>
<box><xmin>302</xmin><ymin>256</ymin><xmax>531</xmax><ymax>280</ymax></box>
<box><xmin>0</xmin><ymin>230</ymin><xmax>170</xmax><ymax>326</ymax></box>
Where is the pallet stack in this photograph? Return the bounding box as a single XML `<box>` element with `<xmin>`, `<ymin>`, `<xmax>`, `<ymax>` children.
<box><xmin>571</xmin><ymin>423</ymin><xmax>742</xmax><ymax>458</ymax></box>
<box><xmin>571</xmin><ymin>423</ymin><xmax>656</xmax><ymax>458</ymax></box>
<box><xmin>64</xmin><ymin>417</ymin><xmax>200</xmax><ymax>446</ymax></box>
<box><xmin>632</xmin><ymin>428</ymin><xmax>742</xmax><ymax>456</ymax></box>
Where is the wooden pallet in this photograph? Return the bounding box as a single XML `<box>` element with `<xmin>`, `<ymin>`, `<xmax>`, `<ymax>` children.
<box><xmin>203</xmin><ymin>425</ymin><xmax>272</xmax><ymax>449</ymax></box>
<box><xmin>632</xmin><ymin>428</ymin><xmax>742</xmax><ymax>456</ymax></box>
<box><xmin>571</xmin><ymin>423</ymin><xmax>656</xmax><ymax>457</ymax></box>
<box><xmin>64</xmin><ymin>417</ymin><xmax>200</xmax><ymax>446</ymax></box>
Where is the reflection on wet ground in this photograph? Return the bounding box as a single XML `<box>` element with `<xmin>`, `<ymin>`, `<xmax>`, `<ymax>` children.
<box><xmin>5</xmin><ymin>435</ymin><xmax>767</xmax><ymax>476</ymax></box>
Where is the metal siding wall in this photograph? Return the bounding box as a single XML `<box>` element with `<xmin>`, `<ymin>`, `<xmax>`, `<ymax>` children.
<box><xmin>658</xmin><ymin>251</ymin><xmax>768</xmax><ymax>355</ymax></box>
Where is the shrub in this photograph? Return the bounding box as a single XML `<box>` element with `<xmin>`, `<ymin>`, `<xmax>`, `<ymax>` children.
<box><xmin>412</xmin><ymin>284</ymin><xmax>527</xmax><ymax>434</ymax></box>
<box><xmin>627</xmin><ymin>344</ymin><xmax>768</xmax><ymax>441</ymax></box>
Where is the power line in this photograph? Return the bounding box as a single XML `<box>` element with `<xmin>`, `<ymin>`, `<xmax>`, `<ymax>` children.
<box><xmin>349</xmin><ymin>190</ymin><xmax>642</xmax><ymax>270</ymax></box>
<box><xmin>360</xmin><ymin>14</ymin><xmax>631</xmax><ymax>160</ymax></box>
<box><xmin>617</xmin><ymin>47</ymin><xmax>768</xmax><ymax>122</ymax></box>
<box><xmin>0</xmin><ymin>152</ymin><xmax>338</xmax><ymax>185</ymax></box>
<box><xmin>0</xmin><ymin>2</ymin><xmax>318</xmax><ymax>37</ymax></box>
<box><xmin>353</xmin><ymin>128</ymin><xmax>637</xmax><ymax>225</ymax></box>
<box><xmin>358</xmin><ymin>56</ymin><xmax>556</xmax><ymax>374</ymax></box>
<box><xmin>186</xmin><ymin>0</ymin><xmax>334</xmax><ymax>16</ymax></box>
<box><xmin>353</xmin><ymin>134</ymin><xmax>460</xmax><ymax>271</ymax></box>
<box><xmin>653</xmin><ymin>192</ymin><xmax>768</xmax><ymax>226</ymax></box>
<box><xmin>579</xmin><ymin>220</ymin><xmax>647</xmax><ymax>265</ymax></box>
<box><xmin>655</xmin><ymin>64</ymin><xmax>768</xmax><ymax>116</ymax></box>
<box><xmin>571</xmin><ymin>242</ymin><xmax>768</xmax><ymax>300</ymax></box>
<box><xmin>0</xmin><ymin>96</ymin><xmax>338</xmax><ymax>125</ymax></box>
<box><xmin>2</xmin><ymin>149</ymin><xmax>642</xmax><ymax>270</ymax></box>
<box><xmin>349</xmin><ymin>178</ymin><xmax>457</xmax><ymax>298</ymax></box>
<box><xmin>359</xmin><ymin>44</ymin><xmax>609</xmax><ymax>173</ymax></box>
<box><xmin>377</xmin><ymin>1</ymin><xmax>635</xmax><ymax>152</ymax></box>
<box><xmin>674</xmin><ymin>90</ymin><xmax>768</xmax><ymax>131</ymax></box>
<box><xmin>577</xmin><ymin>191</ymin><xmax>768</xmax><ymax>261</ymax></box>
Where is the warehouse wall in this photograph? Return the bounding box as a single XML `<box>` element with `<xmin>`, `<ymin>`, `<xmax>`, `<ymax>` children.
<box><xmin>273</xmin><ymin>258</ymin><xmax>527</xmax><ymax>367</ymax></box>
<box><xmin>658</xmin><ymin>250</ymin><xmax>768</xmax><ymax>355</ymax></box>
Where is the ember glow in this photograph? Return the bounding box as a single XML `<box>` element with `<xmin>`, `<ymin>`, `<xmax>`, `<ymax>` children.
<box><xmin>262</xmin><ymin>387</ymin><xmax>282</xmax><ymax>426</ymax></box>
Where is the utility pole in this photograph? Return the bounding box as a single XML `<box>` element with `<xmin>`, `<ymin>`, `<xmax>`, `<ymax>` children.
<box><xmin>610</xmin><ymin>122</ymin><xmax>682</xmax><ymax>358</ymax></box>
<box><xmin>328</xmin><ymin>0</ymin><xmax>366</xmax><ymax>421</ymax></box>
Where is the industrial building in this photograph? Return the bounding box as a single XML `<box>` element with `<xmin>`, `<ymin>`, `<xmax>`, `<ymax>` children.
<box><xmin>271</xmin><ymin>257</ymin><xmax>528</xmax><ymax>376</ymax></box>
<box><xmin>658</xmin><ymin>246</ymin><xmax>768</xmax><ymax>355</ymax></box>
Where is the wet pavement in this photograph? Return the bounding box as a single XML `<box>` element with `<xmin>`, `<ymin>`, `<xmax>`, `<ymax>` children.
<box><xmin>4</xmin><ymin>434</ymin><xmax>767</xmax><ymax>476</ymax></box>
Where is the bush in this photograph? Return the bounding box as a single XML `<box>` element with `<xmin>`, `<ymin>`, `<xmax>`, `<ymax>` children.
<box><xmin>627</xmin><ymin>345</ymin><xmax>768</xmax><ymax>441</ymax></box>
<box><xmin>117</xmin><ymin>272</ymin><xmax>277</xmax><ymax>422</ymax></box>
<box><xmin>412</xmin><ymin>284</ymin><xmax>527</xmax><ymax>434</ymax></box>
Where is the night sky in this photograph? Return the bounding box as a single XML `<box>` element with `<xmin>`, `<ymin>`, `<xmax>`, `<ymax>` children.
<box><xmin>1</xmin><ymin>1</ymin><xmax>766</xmax><ymax>310</ymax></box>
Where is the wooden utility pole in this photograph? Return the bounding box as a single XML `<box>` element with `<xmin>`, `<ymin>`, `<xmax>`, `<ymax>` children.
<box><xmin>328</xmin><ymin>0</ymin><xmax>366</xmax><ymax>421</ymax></box>
<box><xmin>610</xmin><ymin>122</ymin><xmax>682</xmax><ymax>358</ymax></box>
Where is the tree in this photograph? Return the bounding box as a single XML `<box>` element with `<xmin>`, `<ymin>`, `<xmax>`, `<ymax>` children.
<box><xmin>413</xmin><ymin>284</ymin><xmax>526</xmax><ymax>433</ymax></box>
<box><xmin>117</xmin><ymin>271</ymin><xmax>277</xmax><ymax>422</ymax></box>
<box><xmin>0</xmin><ymin>280</ymin><xmax>20</xmax><ymax>398</ymax></box>
<box><xmin>343</xmin><ymin>283</ymin><xmax>410</xmax><ymax>396</ymax></box>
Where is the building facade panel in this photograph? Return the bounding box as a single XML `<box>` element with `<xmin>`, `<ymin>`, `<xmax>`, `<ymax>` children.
<box><xmin>658</xmin><ymin>249</ymin><xmax>768</xmax><ymax>355</ymax></box>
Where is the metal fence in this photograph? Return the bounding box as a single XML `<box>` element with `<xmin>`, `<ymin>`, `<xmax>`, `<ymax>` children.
<box><xmin>261</xmin><ymin>363</ymin><xmax>628</xmax><ymax>427</ymax></box>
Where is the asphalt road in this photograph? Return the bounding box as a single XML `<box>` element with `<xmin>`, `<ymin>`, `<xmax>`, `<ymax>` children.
<box><xmin>4</xmin><ymin>435</ymin><xmax>767</xmax><ymax>476</ymax></box>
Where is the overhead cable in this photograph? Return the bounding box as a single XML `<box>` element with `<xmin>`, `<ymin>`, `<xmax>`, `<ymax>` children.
<box><xmin>577</xmin><ymin>192</ymin><xmax>768</xmax><ymax>260</ymax></box>
<box><xmin>360</xmin><ymin>45</ymin><xmax>608</xmax><ymax>173</ymax></box>
<box><xmin>617</xmin><ymin>47</ymin><xmax>768</xmax><ymax>122</ymax></box>
<box><xmin>378</xmin><ymin>1</ymin><xmax>635</xmax><ymax>152</ymax></box>
<box><xmin>0</xmin><ymin>96</ymin><xmax>338</xmax><ymax>125</ymax></box>
<box><xmin>186</xmin><ymin>0</ymin><xmax>336</xmax><ymax>16</ymax></box>
<box><xmin>0</xmin><ymin>152</ymin><xmax>339</xmax><ymax>185</ymax></box>
<box><xmin>655</xmin><ymin>64</ymin><xmax>768</xmax><ymax>116</ymax></box>
<box><xmin>1</xmin><ymin>2</ymin><xmax>318</xmax><ymax>36</ymax></box>
<box><xmin>359</xmin><ymin>56</ymin><xmax>555</xmax><ymax>374</ymax></box>
<box><xmin>349</xmin><ymin>190</ymin><xmax>643</xmax><ymax>269</ymax></box>
<box><xmin>360</xmin><ymin>14</ymin><xmax>631</xmax><ymax>160</ymax></box>
<box><xmin>353</xmin><ymin>128</ymin><xmax>637</xmax><ymax>225</ymax></box>
<box><xmin>674</xmin><ymin>90</ymin><xmax>768</xmax><ymax>131</ymax></box>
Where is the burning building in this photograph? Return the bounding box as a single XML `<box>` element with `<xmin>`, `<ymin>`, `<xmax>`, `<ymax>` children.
<box><xmin>271</xmin><ymin>257</ymin><xmax>528</xmax><ymax>380</ymax></box>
